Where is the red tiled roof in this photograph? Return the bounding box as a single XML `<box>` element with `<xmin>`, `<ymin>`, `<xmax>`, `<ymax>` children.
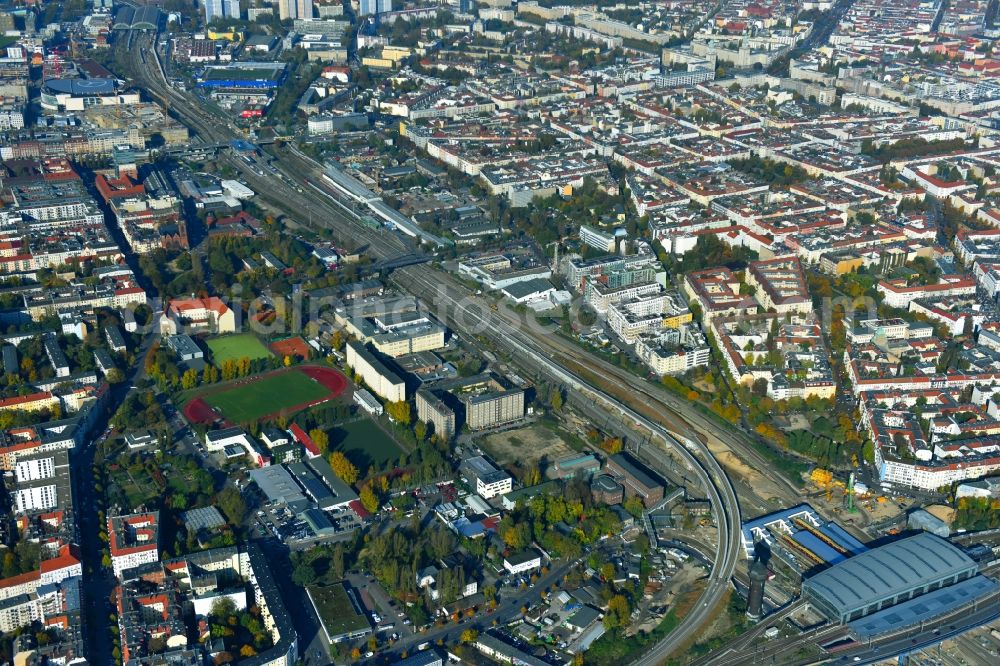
<box><xmin>168</xmin><ymin>296</ymin><xmax>230</xmax><ymax>316</ymax></box>
<box><xmin>45</xmin><ymin>615</ymin><xmax>69</xmax><ymax>629</ymax></box>
<box><xmin>94</xmin><ymin>173</ymin><xmax>145</xmax><ymax>202</ymax></box>
<box><xmin>349</xmin><ymin>499</ymin><xmax>371</xmax><ymax>519</ymax></box>
<box><xmin>39</xmin><ymin>543</ymin><xmax>81</xmax><ymax>574</ymax></box>
<box><xmin>109</xmin><ymin>513</ymin><xmax>159</xmax><ymax>557</ymax></box>
<box><xmin>0</xmin><ymin>569</ymin><xmax>40</xmax><ymax>590</ymax></box>
<box><xmin>290</xmin><ymin>423</ymin><xmax>319</xmax><ymax>456</ymax></box>
<box><xmin>0</xmin><ymin>392</ymin><xmax>53</xmax><ymax>409</ymax></box>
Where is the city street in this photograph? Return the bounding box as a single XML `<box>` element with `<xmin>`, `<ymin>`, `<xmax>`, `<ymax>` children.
<box><xmin>76</xmin><ymin>331</ymin><xmax>158</xmax><ymax>662</ymax></box>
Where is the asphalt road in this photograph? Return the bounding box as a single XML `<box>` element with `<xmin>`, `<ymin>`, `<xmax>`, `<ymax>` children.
<box><xmin>77</xmin><ymin>331</ymin><xmax>159</xmax><ymax>661</ymax></box>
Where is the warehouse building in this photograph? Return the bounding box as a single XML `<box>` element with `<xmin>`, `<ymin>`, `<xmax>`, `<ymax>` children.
<box><xmin>605</xmin><ymin>453</ymin><xmax>664</xmax><ymax>507</ymax></box>
<box><xmin>802</xmin><ymin>532</ymin><xmax>979</xmax><ymax>625</ymax></box>
<box><xmin>249</xmin><ymin>465</ymin><xmax>310</xmax><ymax>512</ymax></box>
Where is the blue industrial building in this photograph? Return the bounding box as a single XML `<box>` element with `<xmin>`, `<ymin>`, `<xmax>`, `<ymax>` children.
<box><xmin>741</xmin><ymin>504</ymin><xmax>868</xmax><ymax>567</ymax></box>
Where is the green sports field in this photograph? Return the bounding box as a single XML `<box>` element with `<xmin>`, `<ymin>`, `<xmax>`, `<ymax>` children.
<box><xmin>202</xmin><ymin>370</ymin><xmax>330</xmax><ymax>422</ymax></box>
<box><xmin>205</xmin><ymin>333</ymin><xmax>273</xmax><ymax>364</ymax></box>
<box><xmin>329</xmin><ymin>419</ymin><xmax>404</xmax><ymax>471</ymax></box>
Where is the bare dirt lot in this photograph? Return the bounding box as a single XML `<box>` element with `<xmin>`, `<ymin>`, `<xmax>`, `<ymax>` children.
<box><xmin>704</xmin><ymin>433</ymin><xmax>788</xmax><ymax>503</ymax></box>
<box><xmin>630</xmin><ymin>565</ymin><xmax>706</xmax><ymax>637</ymax></box>
<box><xmin>480</xmin><ymin>422</ymin><xmax>575</xmax><ymax>466</ymax></box>
<box><xmin>786</xmin><ymin>414</ymin><xmax>811</xmax><ymax>430</ymax></box>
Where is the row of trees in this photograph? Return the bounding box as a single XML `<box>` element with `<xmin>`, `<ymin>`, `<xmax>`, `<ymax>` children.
<box><xmin>146</xmin><ymin>339</ymin><xmax>284</xmax><ymax>393</ymax></box>
<box><xmin>861</xmin><ymin>136</ymin><xmax>968</xmax><ymax>163</ymax></box>
<box><xmin>728</xmin><ymin>155</ymin><xmax>811</xmax><ymax>187</ymax></box>
<box><xmin>954</xmin><ymin>497</ymin><xmax>1000</xmax><ymax>531</ymax></box>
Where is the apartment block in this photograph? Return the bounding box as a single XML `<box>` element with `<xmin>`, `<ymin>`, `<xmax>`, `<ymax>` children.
<box><xmin>415</xmin><ymin>388</ymin><xmax>456</xmax><ymax>440</ymax></box>
<box><xmin>108</xmin><ymin>512</ymin><xmax>160</xmax><ymax>578</ymax></box>
<box><xmin>10</xmin><ymin>449</ymin><xmax>72</xmax><ymax>515</ymax></box>
<box><xmin>746</xmin><ymin>257</ymin><xmax>812</xmax><ymax>315</ymax></box>
<box><xmin>465</xmin><ymin>388</ymin><xmax>524</xmax><ymax>430</ymax></box>
<box><xmin>877</xmin><ymin>275</ymin><xmax>977</xmax><ymax>309</ymax></box>
<box><xmin>684</xmin><ymin>267</ymin><xmax>758</xmax><ymax>323</ymax></box>
<box><xmin>345</xmin><ymin>340</ymin><xmax>406</xmax><ymax>403</ymax></box>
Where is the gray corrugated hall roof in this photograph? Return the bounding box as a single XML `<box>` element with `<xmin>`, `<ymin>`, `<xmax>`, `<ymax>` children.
<box><xmin>802</xmin><ymin>532</ymin><xmax>976</xmax><ymax>618</ymax></box>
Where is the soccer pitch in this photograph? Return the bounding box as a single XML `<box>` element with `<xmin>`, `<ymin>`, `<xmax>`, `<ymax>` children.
<box><xmin>205</xmin><ymin>333</ymin><xmax>273</xmax><ymax>364</ymax></box>
<box><xmin>202</xmin><ymin>370</ymin><xmax>331</xmax><ymax>422</ymax></box>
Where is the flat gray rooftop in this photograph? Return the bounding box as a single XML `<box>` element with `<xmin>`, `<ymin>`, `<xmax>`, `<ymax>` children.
<box><xmin>848</xmin><ymin>575</ymin><xmax>1000</xmax><ymax>639</ymax></box>
<box><xmin>250</xmin><ymin>465</ymin><xmax>307</xmax><ymax>506</ymax></box>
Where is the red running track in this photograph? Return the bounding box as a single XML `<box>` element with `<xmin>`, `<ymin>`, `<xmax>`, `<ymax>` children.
<box><xmin>182</xmin><ymin>365</ymin><xmax>349</xmax><ymax>427</ymax></box>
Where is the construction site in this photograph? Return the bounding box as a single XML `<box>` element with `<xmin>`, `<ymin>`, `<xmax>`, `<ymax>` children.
<box><xmin>804</xmin><ymin>467</ymin><xmax>918</xmax><ymax>533</ymax></box>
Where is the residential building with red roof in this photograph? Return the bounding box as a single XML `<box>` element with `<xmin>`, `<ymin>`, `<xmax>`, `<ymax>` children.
<box><xmin>0</xmin><ymin>392</ymin><xmax>59</xmax><ymax>414</ymax></box>
<box><xmin>0</xmin><ymin>424</ymin><xmax>77</xmax><ymax>471</ymax></box>
<box><xmin>160</xmin><ymin>297</ymin><xmax>236</xmax><ymax>336</ymax></box>
<box><xmin>683</xmin><ymin>267</ymin><xmax>758</xmax><ymax>323</ymax></box>
<box><xmin>877</xmin><ymin>274</ymin><xmax>977</xmax><ymax>308</ymax></box>
<box><xmin>0</xmin><ymin>542</ymin><xmax>83</xmax><ymax>632</ymax></box>
<box><xmin>746</xmin><ymin>256</ymin><xmax>812</xmax><ymax>315</ymax></box>
<box><xmin>900</xmin><ymin>165</ymin><xmax>976</xmax><ymax>198</ymax></box>
<box><xmin>108</xmin><ymin>512</ymin><xmax>159</xmax><ymax>578</ymax></box>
